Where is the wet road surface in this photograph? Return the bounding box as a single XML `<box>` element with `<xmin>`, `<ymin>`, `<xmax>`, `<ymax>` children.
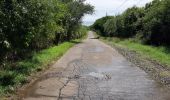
<box><xmin>20</xmin><ymin>31</ymin><xmax>170</xmax><ymax>100</ymax></box>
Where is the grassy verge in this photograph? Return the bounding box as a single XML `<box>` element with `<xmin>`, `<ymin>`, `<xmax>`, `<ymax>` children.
<box><xmin>101</xmin><ymin>37</ymin><xmax>170</xmax><ymax>67</ymax></box>
<box><xmin>100</xmin><ymin>36</ymin><xmax>170</xmax><ymax>85</ymax></box>
<box><xmin>0</xmin><ymin>39</ymin><xmax>82</xmax><ymax>96</ymax></box>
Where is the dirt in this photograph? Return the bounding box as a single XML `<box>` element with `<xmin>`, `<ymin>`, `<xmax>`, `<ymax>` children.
<box><xmin>17</xmin><ymin>31</ymin><xmax>170</xmax><ymax>100</ymax></box>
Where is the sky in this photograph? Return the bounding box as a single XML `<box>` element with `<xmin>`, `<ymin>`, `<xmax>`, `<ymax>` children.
<box><xmin>83</xmin><ymin>0</ymin><xmax>153</xmax><ymax>26</ymax></box>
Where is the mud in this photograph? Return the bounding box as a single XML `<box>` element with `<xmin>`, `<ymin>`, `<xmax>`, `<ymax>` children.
<box><xmin>19</xmin><ymin>31</ymin><xmax>170</xmax><ymax>100</ymax></box>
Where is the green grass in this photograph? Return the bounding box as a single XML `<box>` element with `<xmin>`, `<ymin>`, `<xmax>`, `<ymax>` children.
<box><xmin>0</xmin><ymin>40</ymin><xmax>82</xmax><ymax>96</ymax></box>
<box><xmin>101</xmin><ymin>37</ymin><xmax>170</xmax><ymax>67</ymax></box>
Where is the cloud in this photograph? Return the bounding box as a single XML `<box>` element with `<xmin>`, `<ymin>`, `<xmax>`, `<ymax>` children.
<box><xmin>83</xmin><ymin>0</ymin><xmax>153</xmax><ymax>26</ymax></box>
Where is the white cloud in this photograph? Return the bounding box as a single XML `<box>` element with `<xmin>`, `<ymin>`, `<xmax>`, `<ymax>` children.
<box><xmin>83</xmin><ymin>0</ymin><xmax>153</xmax><ymax>26</ymax></box>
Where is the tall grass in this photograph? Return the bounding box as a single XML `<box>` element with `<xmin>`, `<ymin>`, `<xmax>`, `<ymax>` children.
<box><xmin>0</xmin><ymin>40</ymin><xmax>80</xmax><ymax>96</ymax></box>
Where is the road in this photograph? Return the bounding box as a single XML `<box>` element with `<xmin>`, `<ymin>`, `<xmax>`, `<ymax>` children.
<box><xmin>21</xmin><ymin>31</ymin><xmax>170</xmax><ymax>100</ymax></box>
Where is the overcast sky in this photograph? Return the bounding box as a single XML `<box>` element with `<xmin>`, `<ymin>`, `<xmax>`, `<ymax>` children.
<box><xmin>83</xmin><ymin>0</ymin><xmax>153</xmax><ymax>26</ymax></box>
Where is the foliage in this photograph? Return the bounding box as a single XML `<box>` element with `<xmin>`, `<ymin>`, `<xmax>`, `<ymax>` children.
<box><xmin>59</xmin><ymin>0</ymin><xmax>94</xmax><ymax>40</ymax></box>
<box><xmin>142</xmin><ymin>0</ymin><xmax>170</xmax><ymax>45</ymax></box>
<box><xmin>102</xmin><ymin>37</ymin><xmax>170</xmax><ymax>68</ymax></box>
<box><xmin>0</xmin><ymin>39</ymin><xmax>81</xmax><ymax>95</ymax></box>
<box><xmin>0</xmin><ymin>0</ymin><xmax>94</xmax><ymax>66</ymax></box>
<box><xmin>92</xmin><ymin>7</ymin><xmax>145</xmax><ymax>37</ymax></box>
<box><xmin>91</xmin><ymin>16</ymin><xmax>113</xmax><ymax>36</ymax></box>
<box><xmin>0</xmin><ymin>0</ymin><xmax>93</xmax><ymax>95</ymax></box>
<box><xmin>92</xmin><ymin>0</ymin><xmax>170</xmax><ymax>46</ymax></box>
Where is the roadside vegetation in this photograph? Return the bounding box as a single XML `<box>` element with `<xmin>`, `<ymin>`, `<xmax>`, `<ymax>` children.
<box><xmin>102</xmin><ymin>37</ymin><xmax>170</xmax><ymax>67</ymax></box>
<box><xmin>101</xmin><ymin>36</ymin><xmax>170</xmax><ymax>86</ymax></box>
<box><xmin>0</xmin><ymin>0</ymin><xmax>93</xmax><ymax>96</ymax></box>
<box><xmin>0</xmin><ymin>40</ymin><xmax>76</xmax><ymax>95</ymax></box>
<box><xmin>91</xmin><ymin>0</ymin><xmax>170</xmax><ymax>67</ymax></box>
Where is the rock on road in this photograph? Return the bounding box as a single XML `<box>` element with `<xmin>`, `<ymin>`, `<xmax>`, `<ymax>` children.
<box><xmin>20</xmin><ymin>31</ymin><xmax>170</xmax><ymax>100</ymax></box>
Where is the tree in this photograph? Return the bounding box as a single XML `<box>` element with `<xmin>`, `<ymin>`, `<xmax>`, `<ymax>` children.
<box><xmin>121</xmin><ymin>7</ymin><xmax>145</xmax><ymax>37</ymax></box>
<box><xmin>104</xmin><ymin>18</ymin><xmax>117</xmax><ymax>36</ymax></box>
<box><xmin>64</xmin><ymin>0</ymin><xmax>94</xmax><ymax>40</ymax></box>
<box><xmin>142</xmin><ymin>0</ymin><xmax>170</xmax><ymax>45</ymax></box>
<box><xmin>0</xmin><ymin>0</ymin><xmax>94</xmax><ymax>66</ymax></box>
<box><xmin>91</xmin><ymin>16</ymin><xmax>113</xmax><ymax>36</ymax></box>
<box><xmin>92</xmin><ymin>0</ymin><xmax>170</xmax><ymax>46</ymax></box>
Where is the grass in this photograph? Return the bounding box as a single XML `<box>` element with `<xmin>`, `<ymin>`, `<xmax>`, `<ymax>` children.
<box><xmin>0</xmin><ymin>39</ymin><xmax>82</xmax><ymax>96</ymax></box>
<box><xmin>101</xmin><ymin>37</ymin><xmax>170</xmax><ymax>67</ymax></box>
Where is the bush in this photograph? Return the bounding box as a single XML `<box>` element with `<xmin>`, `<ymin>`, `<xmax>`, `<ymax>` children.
<box><xmin>92</xmin><ymin>0</ymin><xmax>170</xmax><ymax>46</ymax></box>
<box><xmin>142</xmin><ymin>0</ymin><xmax>170</xmax><ymax>46</ymax></box>
<box><xmin>0</xmin><ymin>0</ymin><xmax>94</xmax><ymax>66</ymax></box>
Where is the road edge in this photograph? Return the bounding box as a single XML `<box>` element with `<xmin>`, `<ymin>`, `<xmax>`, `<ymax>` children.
<box><xmin>99</xmin><ymin>38</ymin><xmax>170</xmax><ymax>89</ymax></box>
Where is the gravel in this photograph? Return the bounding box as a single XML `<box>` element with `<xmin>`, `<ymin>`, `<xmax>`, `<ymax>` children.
<box><xmin>105</xmin><ymin>41</ymin><xmax>170</xmax><ymax>88</ymax></box>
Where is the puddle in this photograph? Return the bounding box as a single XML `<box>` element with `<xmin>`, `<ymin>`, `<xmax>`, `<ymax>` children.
<box><xmin>95</xmin><ymin>47</ymin><xmax>104</xmax><ymax>52</ymax></box>
<box><xmin>87</xmin><ymin>47</ymin><xmax>104</xmax><ymax>53</ymax></box>
<box><xmin>87</xmin><ymin>72</ymin><xmax>111</xmax><ymax>80</ymax></box>
<box><xmin>88</xmin><ymin>72</ymin><xmax>105</xmax><ymax>79</ymax></box>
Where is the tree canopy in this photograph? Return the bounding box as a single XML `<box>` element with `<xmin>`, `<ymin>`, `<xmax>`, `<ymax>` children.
<box><xmin>0</xmin><ymin>0</ymin><xmax>94</xmax><ymax>66</ymax></box>
<box><xmin>91</xmin><ymin>0</ymin><xmax>170</xmax><ymax>46</ymax></box>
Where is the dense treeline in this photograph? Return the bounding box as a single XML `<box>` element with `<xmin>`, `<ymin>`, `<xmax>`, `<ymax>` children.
<box><xmin>0</xmin><ymin>0</ymin><xmax>93</xmax><ymax>66</ymax></box>
<box><xmin>91</xmin><ymin>0</ymin><xmax>170</xmax><ymax>46</ymax></box>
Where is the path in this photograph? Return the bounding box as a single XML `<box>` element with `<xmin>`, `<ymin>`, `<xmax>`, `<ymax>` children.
<box><xmin>20</xmin><ymin>31</ymin><xmax>170</xmax><ymax>100</ymax></box>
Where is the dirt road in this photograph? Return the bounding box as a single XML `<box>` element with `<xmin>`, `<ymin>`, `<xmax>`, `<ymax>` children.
<box><xmin>20</xmin><ymin>31</ymin><xmax>170</xmax><ymax>100</ymax></box>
